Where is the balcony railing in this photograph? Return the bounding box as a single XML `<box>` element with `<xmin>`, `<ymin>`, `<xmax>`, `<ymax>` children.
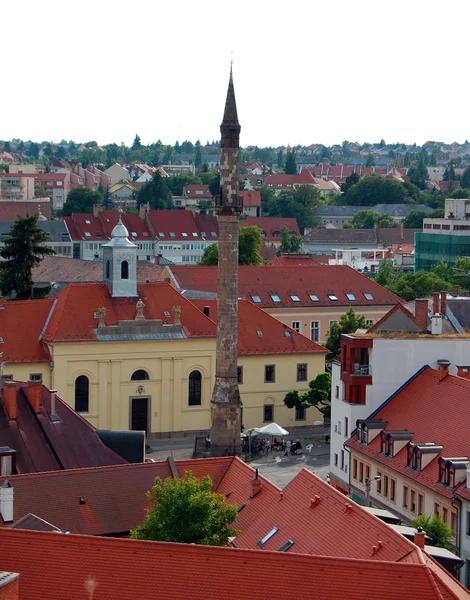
<box><xmin>353</xmin><ymin>364</ymin><xmax>372</xmax><ymax>376</ymax></box>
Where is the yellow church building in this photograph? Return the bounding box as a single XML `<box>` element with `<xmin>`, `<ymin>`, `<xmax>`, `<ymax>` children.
<box><xmin>0</xmin><ymin>218</ymin><xmax>327</xmax><ymax>435</ymax></box>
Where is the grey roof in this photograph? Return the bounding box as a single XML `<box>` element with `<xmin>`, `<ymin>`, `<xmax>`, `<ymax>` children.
<box><xmin>303</xmin><ymin>227</ymin><xmax>418</xmax><ymax>246</ymax></box>
<box><xmin>202</xmin><ymin>155</ymin><xmax>220</xmax><ymax>163</ymax></box>
<box><xmin>316</xmin><ymin>204</ymin><xmax>433</xmax><ymax>218</ymax></box>
<box><xmin>11</xmin><ymin>513</ymin><xmax>62</xmax><ymax>532</ymax></box>
<box><xmin>447</xmin><ymin>298</ymin><xmax>470</xmax><ymax>333</ymax></box>
<box><xmin>179</xmin><ymin>289</ymin><xmax>218</xmax><ymax>300</ymax></box>
<box><xmin>0</xmin><ymin>220</ymin><xmax>71</xmax><ymax>243</ymax></box>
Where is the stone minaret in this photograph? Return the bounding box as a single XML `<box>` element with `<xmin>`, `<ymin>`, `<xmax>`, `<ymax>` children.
<box><xmin>210</xmin><ymin>68</ymin><xmax>242</xmax><ymax>457</ymax></box>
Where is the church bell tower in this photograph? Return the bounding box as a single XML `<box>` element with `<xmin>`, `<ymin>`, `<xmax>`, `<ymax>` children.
<box><xmin>103</xmin><ymin>214</ymin><xmax>138</xmax><ymax>298</ymax></box>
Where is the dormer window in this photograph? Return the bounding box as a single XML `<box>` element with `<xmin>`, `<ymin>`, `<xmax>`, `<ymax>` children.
<box><xmin>438</xmin><ymin>457</ymin><xmax>469</xmax><ymax>488</ymax></box>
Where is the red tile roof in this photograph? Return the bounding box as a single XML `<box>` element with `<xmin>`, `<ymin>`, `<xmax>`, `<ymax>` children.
<box><xmin>240</xmin><ymin>190</ymin><xmax>261</xmax><ymax>207</ymax></box>
<box><xmin>63</xmin><ymin>214</ymin><xmax>107</xmax><ymax>242</ymax></box>
<box><xmin>183</xmin><ymin>184</ymin><xmax>213</xmax><ymax>199</ymax></box>
<box><xmin>191</xmin><ymin>299</ymin><xmax>327</xmax><ymax>355</ymax></box>
<box><xmin>0</xmin><ymin>298</ymin><xmax>53</xmax><ymax>363</ymax></box>
<box><xmin>270</xmin><ymin>254</ymin><xmax>323</xmax><ymax>266</ymax></box>
<box><xmin>0</xmin><ymin>382</ymin><xmax>126</xmax><ymax>475</ymax></box>
<box><xmin>239</xmin><ymin>216</ymin><xmax>300</xmax><ymax>241</ymax></box>
<box><xmin>3</xmin><ymin>528</ymin><xmax>465</xmax><ymax>600</ymax></box>
<box><xmin>347</xmin><ymin>367</ymin><xmax>470</xmax><ymax>498</ymax></box>
<box><xmin>168</xmin><ymin>264</ymin><xmax>404</xmax><ymax>308</ymax></box>
<box><xmin>265</xmin><ymin>169</ymin><xmax>316</xmax><ymax>187</ymax></box>
<box><xmin>0</xmin><ymin>200</ymin><xmax>51</xmax><ymax>221</ymax></box>
<box><xmin>147</xmin><ymin>209</ymin><xmax>218</xmax><ymax>241</ymax></box>
<box><xmin>99</xmin><ymin>210</ymin><xmax>152</xmax><ymax>241</ymax></box>
<box><xmin>42</xmin><ymin>283</ymin><xmax>216</xmax><ymax>341</ymax></box>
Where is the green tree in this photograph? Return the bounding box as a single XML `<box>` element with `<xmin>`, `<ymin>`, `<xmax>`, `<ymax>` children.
<box><xmin>344</xmin><ymin>174</ymin><xmax>407</xmax><ymax>206</ymax></box>
<box><xmin>284</xmin><ymin>151</ymin><xmax>297</xmax><ymax>174</ymax></box>
<box><xmin>278</xmin><ymin>225</ymin><xmax>303</xmax><ymax>254</ymax></box>
<box><xmin>167</xmin><ymin>173</ymin><xmax>201</xmax><ymax>196</ymax></box>
<box><xmin>325</xmin><ymin>308</ymin><xmax>367</xmax><ymax>358</ymax></box>
<box><xmin>0</xmin><ymin>215</ymin><xmax>55</xmax><ymax>299</ymax></box>
<box><xmin>443</xmin><ymin>164</ymin><xmax>456</xmax><ymax>181</ymax></box>
<box><xmin>375</xmin><ymin>259</ymin><xmax>399</xmax><ymax>287</ymax></box>
<box><xmin>3</xmin><ymin>141</ymin><xmax>11</xmax><ymax>152</ymax></box>
<box><xmin>136</xmin><ymin>172</ymin><xmax>172</xmax><ymax>210</ymax></box>
<box><xmin>28</xmin><ymin>142</ymin><xmax>40</xmax><ymax>159</ymax></box>
<box><xmin>34</xmin><ymin>187</ymin><xmax>47</xmax><ymax>198</ymax></box>
<box><xmin>365</xmin><ymin>154</ymin><xmax>375</xmax><ymax>167</ymax></box>
<box><xmin>461</xmin><ymin>166</ymin><xmax>470</xmax><ymax>189</ymax></box>
<box><xmin>199</xmin><ymin>226</ymin><xmax>263</xmax><ymax>266</ymax></box>
<box><xmin>408</xmin><ymin>153</ymin><xmax>429</xmax><ymax>190</ymax></box>
<box><xmin>283</xmin><ymin>372</ymin><xmax>332</xmax><ymax>419</ymax></box>
<box><xmin>351</xmin><ymin>210</ymin><xmax>379</xmax><ymax>229</ymax></box>
<box><xmin>410</xmin><ymin>514</ymin><xmax>452</xmax><ymax>549</ymax></box>
<box><xmin>449</xmin><ymin>188</ymin><xmax>470</xmax><ymax>199</ymax></box>
<box><xmin>264</xmin><ymin>185</ymin><xmax>320</xmax><ymax>233</ymax></box>
<box><xmin>340</xmin><ymin>172</ymin><xmax>359</xmax><ymax>195</ymax></box>
<box><xmin>131</xmin><ymin>134</ymin><xmax>142</xmax><ymax>151</ymax></box>
<box><xmin>428</xmin><ymin>208</ymin><xmax>444</xmax><ymax>218</ymax></box>
<box><xmin>402</xmin><ymin>210</ymin><xmax>426</xmax><ymax>228</ymax></box>
<box><xmin>62</xmin><ymin>186</ymin><xmax>103</xmax><ymax>216</ymax></box>
<box><xmin>195</xmin><ymin>146</ymin><xmax>202</xmax><ymax>168</ymax></box>
<box><xmin>388</xmin><ymin>271</ymin><xmax>452</xmax><ymax>301</ymax></box>
<box><xmin>277</xmin><ymin>149</ymin><xmax>283</xmax><ymax>169</ymax></box>
<box><xmin>453</xmin><ymin>257</ymin><xmax>470</xmax><ymax>289</ymax></box>
<box><xmin>130</xmin><ymin>471</ymin><xmax>238</xmax><ymax>546</ymax></box>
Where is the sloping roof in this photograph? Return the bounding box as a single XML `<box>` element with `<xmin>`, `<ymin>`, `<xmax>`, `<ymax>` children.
<box><xmin>447</xmin><ymin>298</ymin><xmax>470</xmax><ymax>333</ymax></box>
<box><xmin>270</xmin><ymin>254</ymin><xmax>323</xmax><ymax>266</ymax></box>
<box><xmin>265</xmin><ymin>170</ymin><xmax>316</xmax><ymax>187</ymax></box>
<box><xmin>315</xmin><ymin>205</ymin><xmax>432</xmax><ymax>218</ymax></box>
<box><xmin>147</xmin><ymin>209</ymin><xmax>218</xmax><ymax>241</ymax></box>
<box><xmin>304</xmin><ymin>227</ymin><xmax>377</xmax><ymax>244</ymax></box>
<box><xmin>98</xmin><ymin>211</ymin><xmax>152</xmax><ymax>241</ymax></box>
<box><xmin>191</xmin><ymin>299</ymin><xmax>327</xmax><ymax>355</ymax></box>
<box><xmin>63</xmin><ymin>214</ymin><xmax>107</xmax><ymax>242</ymax></box>
<box><xmin>367</xmin><ymin>304</ymin><xmax>423</xmax><ymax>334</ymax></box>
<box><xmin>0</xmin><ymin>457</ymin><xmax>275</xmax><ymax>535</ymax></box>
<box><xmin>32</xmin><ymin>256</ymin><xmax>164</xmax><ymax>284</ymax></box>
<box><xmin>42</xmin><ymin>283</ymin><xmax>216</xmax><ymax>342</ymax></box>
<box><xmin>240</xmin><ymin>190</ymin><xmax>261</xmax><ymax>207</ymax></box>
<box><xmin>239</xmin><ymin>216</ymin><xmax>300</xmax><ymax>240</ymax></box>
<box><xmin>347</xmin><ymin>367</ymin><xmax>470</xmax><ymax>498</ymax></box>
<box><xmin>0</xmin><ymin>298</ymin><xmax>53</xmax><ymax>363</ymax></box>
<box><xmin>183</xmin><ymin>184</ymin><xmax>213</xmax><ymax>198</ymax></box>
<box><xmin>377</xmin><ymin>228</ymin><xmax>418</xmax><ymax>245</ymax></box>
<box><xmin>11</xmin><ymin>513</ymin><xmax>62</xmax><ymax>532</ymax></box>
<box><xmin>168</xmin><ymin>265</ymin><xmax>403</xmax><ymax>308</ymax></box>
<box><xmin>0</xmin><ymin>382</ymin><xmax>126</xmax><ymax>475</ymax></box>
<box><xmin>0</xmin><ymin>200</ymin><xmax>51</xmax><ymax>221</ymax></box>
<box><xmin>2</xmin><ymin>528</ymin><xmax>464</xmax><ymax>600</ymax></box>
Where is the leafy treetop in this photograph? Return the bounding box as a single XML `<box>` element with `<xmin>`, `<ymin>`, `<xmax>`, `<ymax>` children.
<box><xmin>325</xmin><ymin>308</ymin><xmax>367</xmax><ymax>358</ymax></box>
<box><xmin>130</xmin><ymin>471</ymin><xmax>239</xmax><ymax>546</ymax></box>
<box><xmin>199</xmin><ymin>226</ymin><xmax>264</xmax><ymax>266</ymax></box>
<box><xmin>283</xmin><ymin>372</ymin><xmax>332</xmax><ymax>419</ymax></box>
<box><xmin>62</xmin><ymin>186</ymin><xmax>103</xmax><ymax>216</ymax></box>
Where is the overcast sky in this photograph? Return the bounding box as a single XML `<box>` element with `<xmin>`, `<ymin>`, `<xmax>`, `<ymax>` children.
<box><xmin>4</xmin><ymin>0</ymin><xmax>469</xmax><ymax>148</ymax></box>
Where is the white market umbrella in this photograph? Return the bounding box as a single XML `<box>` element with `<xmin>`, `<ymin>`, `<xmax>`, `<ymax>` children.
<box><xmin>257</xmin><ymin>423</ymin><xmax>289</xmax><ymax>436</ymax></box>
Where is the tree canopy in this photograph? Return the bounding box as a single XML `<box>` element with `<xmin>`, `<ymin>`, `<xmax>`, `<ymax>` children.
<box><xmin>402</xmin><ymin>210</ymin><xmax>427</xmax><ymax>228</ymax></box>
<box><xmin>136</xmin><ymin>172</ymin><xmax>173</xmax><ymax>209</ymax></box>
<box><xmin>61</xmin><ymin>186</ymin><xmax>103</xmax><ymax>216</ymax></box>
<box><xmin>0</xmin><ymin>215</ymin><xmax>55</xmax><ymax>299</ymax></box>
<box><xmin>410</xmin><ymin>515</ymin><xmax>452</xmax><ymax>549</ymax></box>
<box><xmin>350</xmin><ymin>210</ymin><xmax>398</xmax><ymax>229</ymax></box>
<box><xmin>325</xmin><ymin>309</ymin><xmax>367</xmax><ymax>358</ymax></box>
<box><xmin>284</xmin><ymin>151</ymin><xmax>297</xmax><ymax>174</ymax></box>
<box><xmin>375</xmin><ymin>260</ymin><xmax>453</xmax><ymax>301</ymax></box>
<box><xmin>199</xmin><ymin>226</ymin><xmax>263</xmax><ymax>266</ymax></box>
<box><xmin>130</xmin><ymin>471</ymin><xmax>238</xmax><ymax>546</ymax></box>
<box><xmin>343</xmin><ymin>174</ymin><xmax>408</xmax><ymax>206</ymax></box>
<box><xmin>260</xmin><ymin>184</ymin><xmax>320</xmax><ymax>233</ymax></box>
<box><xmin>278</xmin><ymin>225</ymin><xmax>303</xmax><ymax>253</ymax></box>
<box><xmin>283</xmin><ymin>372</ymin><xmax>332</xmax><ymax>418</ymax></box>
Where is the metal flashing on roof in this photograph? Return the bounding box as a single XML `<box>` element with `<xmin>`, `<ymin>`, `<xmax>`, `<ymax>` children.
<box><xmin>94</xmin><ymin>331</ymin><xmax>187</xmax><ymax>341</ymax></box>
<box><xmin>39</xmin><ymin>298</ymin><xmax>58</xmax><ymax>341</ymax></box>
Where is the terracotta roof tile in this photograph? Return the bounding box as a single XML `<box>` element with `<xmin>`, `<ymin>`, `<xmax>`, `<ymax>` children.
<box><xmin>0</xmin><ymin>528</ymin><xmax>465</xmax><ymax>600</ymax></box>
<box><xmin>148</xmin><ymin>209</ymin><xmax>218</xmax><ymax>241</ymax></box>
<box><xmin>0</xmin><ymin>200</ymin><xmax>51</xmax><ymax>221</ymax></box>
<box><xmin>347</xmin><ymin>367</ymin><xmax>470</xmax><ymax>498</ymax></box>
<box><xmin>240</xmin><ymin>190</ymin><xmax>261</xmax><ymax>207</ymax></box>
<box><xmin>191</xmin><ymin>299</ymin><xmax>327</xmax><ymax>355</ymax></box>
<box><xmin>168</xmin><ymin>264</ymin><xmax>403</xmax><ymax>308</ymax></box>
<box><xmin>266</xmin><ymin>170</ymin><xmax>316</xmax><ymax>187</ymax></box>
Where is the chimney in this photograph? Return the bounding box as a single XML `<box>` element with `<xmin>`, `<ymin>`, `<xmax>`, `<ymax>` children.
<box><xmin>3</xmin><ymin>381</ymin><xmax>17</xmax><ymax>420</ymax></box>
<box><xmin>440</xmin><ymin>291</ymin><xmax>447</xmax><ymax>316</ymax></box>
<box><xmin>431</xmin><ymin>314</ymin><xmax>443</xmax><ymax>335</ymax></box>
<box><xmin>0</xmin><ymin>481</ymin><xmax>14</xmax><ymax>523</ymax></box>
<box><xmin>28</xmin><ymin>379</ymin><xmax>43</xmax><ymax>413</ymax></box>
<box><xmin>414</xmin><ymin>527</ymin><xmax>425</xmax><ymax>550</ymax></box>
<box><xmin>139</xmin><ymin>203</ymin><xmax>147</xmax><ymax>220</ymax></box>
<box><xmin>414</xmin><ymin>298</ymin><xmax>429</xmax><ymax>332</ymax></box>
<box><xmin>203</xmin><ymin>306</ymin><xmax>210</xmax><ymax>317</ymax></box>
<box><xmin>453</xmin><ymin>285</ymin><xmax>460</xmax><ymax>296</ymax></box>
<box><xmin>93</xmin><ymin>205</ymin><xmax>104</xmax><ymax>218</ymax></box>
<box><xmin>251</xmin><ymin>469</ymin><xmax>262</xmax><ymax>498</ymax></box>
<box><xmin>437</xmin><ymin>359</ymin><xmax>450</xmax><ymax>380</ymax></box>
<box><xmin>432</xmin><ymin>293</ymin><xmax>439</xmax><ymax>315</ymax></box>
<box><xmin>400</xmin><ymin>221</ymin><xmax>404</xmax><ymax>240</ymax></box>
<box><xmin>456</xmin><ymin>366</ymin><xmax>470</xmax><ymax>380</ymax></box>
<box><xmin>50</xmin><ymin>389</ymin><xmax>58</xmax><ymax>417</ymax></box>
<box><xmin>155</xmin><ymin>253</ymin><xmax>161</xmax><ymax>266</ymax></box>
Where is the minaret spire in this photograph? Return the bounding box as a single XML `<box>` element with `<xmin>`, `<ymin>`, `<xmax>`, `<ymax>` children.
<box><xmin>210</xmin><ymin>69</ymin><xmax>242</xmax><ymax>457</ymax></box>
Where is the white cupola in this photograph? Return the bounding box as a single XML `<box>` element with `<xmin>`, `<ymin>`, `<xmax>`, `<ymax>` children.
<box><xmin>102</xmin><ymin>213</ymin><xmax>138</xmax><ymax>297</ymax></box>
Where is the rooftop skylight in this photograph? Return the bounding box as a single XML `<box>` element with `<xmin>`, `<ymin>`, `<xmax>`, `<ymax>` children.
<box><xmin>192</xmin><ymin>233</ymin><xmax>198</xmax><ymax>237</ymax></box>
<box><xmin>257</xmin><ymin>526</ymin><xmax>279</xmax><ymax>548</ymax></box>
<box><xmin>211</xmin><ymin>232</ymin><xmax>217</xmax><ymax>237</ymax></box>
<box><xmin>290</xmin><ymin>295</ymin><xmax>300</xmax><ymax>302</ymax></box>
<box><xmin>328</xmin><ymin>294</ymin><xmax>339</xmax><ymax>301</ymax></box>
<box><xmin>170</xmin><ymin>232</ymin><xmax>176</xmax><ymax>238</ymax></box>
<box><xmin>251</xmin><ymin>295</ymin><xmax>262</xmax><ymax>303</ymax></box>
<box><xmin>284</xmin><ymin>331</ymin><xmax>291</xmax><ymax>338</ymax></box>
<box><xmin>164</xmin><ymin>311</ymin><xmax>171</xmax><ymax>317</ymax></box>
<box><xmin>85</xmin><ymin>232</ymin><xmax>91</xmax><ymax>237</ymax></box>
<box><xmin>182</xmin><ymin>232</ymin><xmax>188</xmax><ymax>237</ymax></box>
<box><xmin>277</xmin><ymin>540</ymin><xmax>295</xmax><ymax>552</ymax></box>
<box><xmin>364</xmin><ymin>293</ymin><xmax>374</xmax><ymax>301</ymax></box>
<box><xmin>158</xmin><ymin>232</ymin><xmax>165</xmax><ymax>237</ymax></box>
<box><xmin>257</xmin><ymin>331</ymin><xmax>263</xmax><ymax>337</ymax></box>
<box><xmin>346</xmin><ymin>293</ymin><xmax>356</xmax><ymax>301</ymax></box>
<box><xmin>85</xmin><ymin>219</ymin><xmax>91</xmax><ymax>224</ymax></box>
<box><xmin>309</xmin><ymin>294</ymin><xmax>319</xmax><ymax>302</ymax></box>
<box><xmin>271</xmin><ymin>294</ymin><xmax>281</xmax><ymax>303</ymax></box>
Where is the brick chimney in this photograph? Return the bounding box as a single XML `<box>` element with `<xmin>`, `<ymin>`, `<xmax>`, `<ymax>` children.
<box><xmin>155</xmin><ymin>254</ymin><xmax>161</xmax><ymax>266</ymax></box>
<box><xmin>93</xmin><ymin>205</ymin><xmax>104</xmax><ymax>218</ymax></box>
<box><xmin>251</xmin><ymin>469</ymin><xmax>262</xmax><ymax>498</ymax></box>
<box><xmin>139</xmin><ymin>203</ymin><xmax>147</xmax><ymax>220</ymax></box>
<box><xmin>437</xmin><ymin>359</ymin><xmax>450</xmax><ymax>380</ymax></box>
<box><xmin>414</xmin><ymin>298</ymin><xmax>429</xmax><ymax>332</ymax></box>
<box><xmin>414</xmin><ymin>527</ymin><xmax>425</xmax><ymax>550</ymax></box>
<box><xmin>3</xmin><ymin>381</ymin><xmax>17</xmax><ymax>420</ymax></box>
<box><xmin>28</xmin><ymin>379</ymin><xmax>43</xmax><ymax>413</ymax></box>
<box><xmin>456</xmin><ymin>366</ymin><xmax>470</xmax><ymax>380</ymax></box>
<box><xmin>453</xmin><ymin>285</ymin><xmax>460</xmax><ymax>296</ymax></box>
<box><xmin>432</xmin><ymin>293</ymin><xmax>440</xmax><ymax>315</ymax></box>
<box><xmin>440</xmin><ymin>291</ymin><xmax>447</xmax><ymax>316</ymax></box>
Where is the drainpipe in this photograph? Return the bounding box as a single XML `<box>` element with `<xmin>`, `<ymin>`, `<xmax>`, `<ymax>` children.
<box><xmin>451</xmin><ymin>494</ymin><xmax>461</xmax><ymax>555</ymax></box>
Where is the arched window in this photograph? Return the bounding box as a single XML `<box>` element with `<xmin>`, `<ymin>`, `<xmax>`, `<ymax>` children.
<box><xmin>131</xmin><ymin>370</ymin><xmax>149</xmax><ymax>381</ymax></box>
<box><xmin>106</xmin><ymin>260</ymin><xmax>110</xmax><ymax>279</ymax></box>
<box><xmin>75</xmin><ymin>375</ymin><xmax>89</xmax><ymax>413</ymax></box>
<box><xmin>188</xmin><ymin>370</ymin><xmax>202</xmax><ymax>406</ymax></box>
<box><xmin>121</xmin><ymin>260</ymin><xmax>129</xmax><ymax>279</ymax></box>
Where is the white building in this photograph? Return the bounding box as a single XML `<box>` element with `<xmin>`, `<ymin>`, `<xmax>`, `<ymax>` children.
<box><xmin>457</xmin><ymin>468</ymin><xmax>470</xmax><ymax>589</ymax></box>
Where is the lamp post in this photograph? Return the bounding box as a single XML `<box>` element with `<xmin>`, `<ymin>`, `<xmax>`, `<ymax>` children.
<box><xmin>364</xmin><ymin>475</ymin><xmax>381</xmax><ymax>507</ymax></box>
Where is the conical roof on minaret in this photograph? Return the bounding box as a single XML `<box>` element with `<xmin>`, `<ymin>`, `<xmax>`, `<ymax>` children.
<box><xmin>221</xmin><ymin>69</ymin><xmax>239</xmax><ymax>126</ymax></box>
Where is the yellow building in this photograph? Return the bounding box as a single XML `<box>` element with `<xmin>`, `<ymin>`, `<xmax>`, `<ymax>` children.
<box><xmin>0</xmin><ymin>220</ymin><xmax>327</xmax><ymax>435</ymax></box>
